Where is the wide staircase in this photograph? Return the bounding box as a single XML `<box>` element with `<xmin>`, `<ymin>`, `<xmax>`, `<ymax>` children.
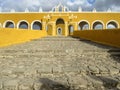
<box><xmin>0</xmin><ymin>36</ymin><xmax>120</xmax><ymax>90</ymax></box>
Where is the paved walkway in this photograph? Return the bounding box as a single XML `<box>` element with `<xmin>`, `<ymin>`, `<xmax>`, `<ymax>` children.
<box><xmin>0</xmin><ymin>36</ymin><xmax>120</xmax><ymax>90</ymax></box>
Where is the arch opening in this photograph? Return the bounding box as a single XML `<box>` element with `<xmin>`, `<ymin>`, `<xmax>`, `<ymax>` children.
<box><xmin>56</xmin><ymin>18</ymin><xmax>65</xmax><ymax>35</ymax></box>
<box><xmin>19</xmin><ymin>21</ymin><xmax>28</xmax><ymax>29</ymax></box>
<box><xmin>78</xmin><ymin>21</ymin><xmax>89</xmax><ymax>30</ymax></box>
<box><xmin>93</xmin><ymin>21</ymin><xmax>103</xmax><ymax>30</ymax></box>
<box><xmin>107</xmin><ymin>21</ymin><xmax>118</xmax><ymax>29</ymax></box>
<box><xmin>68</xmin><ymin>25</ymin><xmax>74</xmax><ymax>35</ymax></box>
<box><xmin>5</xmin><ymin>21</ymin><xmax>14</xmax><ymax>28</ymax></box>
<box><xmin>32</xmin><ymin>21</ymin><xmax>42</xmax><ymax>30</ymax></box>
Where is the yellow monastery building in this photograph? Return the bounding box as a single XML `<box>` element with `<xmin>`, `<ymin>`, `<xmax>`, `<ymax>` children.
<box><xmin>0</xmin><ymin>3</ymin><xmax>120</xmax><ymax>36</ymax></box>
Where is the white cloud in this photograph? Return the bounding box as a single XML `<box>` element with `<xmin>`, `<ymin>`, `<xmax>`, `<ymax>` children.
<box><xmin>67</xmin><ymin>0</ymin><xmax>85</xmax><ymax>6</ymax></box>
<box><xmin>0</xmin><ymin>0</ymin><xmax>120</xmax><ymax>12</ymax></box>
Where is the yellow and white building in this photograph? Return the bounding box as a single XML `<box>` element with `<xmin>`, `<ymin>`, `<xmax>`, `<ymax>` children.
<box><xmin>0</xmin><ymin>3</ymin><xmax>120</xmax><ymax>36</ymax></box>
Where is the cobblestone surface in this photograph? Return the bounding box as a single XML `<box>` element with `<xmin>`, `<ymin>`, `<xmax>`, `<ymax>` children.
<box><xmin>0</xmin><ymin>36</ymin><xmax>120</xmax><ymax>90</ymax></box>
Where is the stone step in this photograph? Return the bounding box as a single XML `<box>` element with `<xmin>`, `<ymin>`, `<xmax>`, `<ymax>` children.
<box><xmin>0</xmin><ymin>36</ymin><xmax>119</xmax><ymax>90</ymax></box>
<box><xmin>0</xmin><ymin>74</ymin><xmax>120</xmax><ymax>90</ymax></box>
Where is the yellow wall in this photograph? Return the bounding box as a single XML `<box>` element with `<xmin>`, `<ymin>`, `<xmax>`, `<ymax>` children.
<box><xmin>73</xmin><ymin>29</ymin><xmax>120</xmax><ymax>48</ymax></box>
<box><xmin>0</xmin><ymin>12</ymin><xmax>120</xmax><ymax>36</ymax></box>
<box><xmin>47</xmin><ymin>24</ymin><xmax>52</xmax><ymax>35</ymax></box>
<box><xmin>0</xmin><ymin>28</ymin><xmax>47</xmax><ymax>47</ymax></box>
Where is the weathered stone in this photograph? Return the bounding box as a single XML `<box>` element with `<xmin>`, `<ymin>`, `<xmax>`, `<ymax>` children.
<box><xmin>109</xmin><ymin>67</ymin><xmax>119</xmax><ymax>75</ymax></box>
<box><xmin>0</xmin><ymin>81</ymin><xmax>3</xmax><ymax>89</ymax></box>
<box><xmin>52</xmin><ymin>65</ymin><xmax>63</xmax><ymax>73</ymax></box>
<box><xmin>88</xmin><ymin>66</ymin><xmax>99</xmax><ymax>74</ymax></box>
<box><xmin>62</xmin><ymin>66</ymin><xmax>79</xmax><ymax>73</ymax></box>
<box><xmin>37</xmin><ymin>65</ymin><xmax>52</xmax><ymax>73</ymax></box>
<box><xmin>117</xmin><ymin>82</ymin><xmax>120</xmax><ymax>90</ymax></box>
<box><xmin>98</xmin><ymin>66</ymin><xmax>109</xmax><ymax>74</ymax></box>
<box><xmin>19</xmin><ymin>78</ymin><xmax>34</xmax><ymax>90</ymax></box>
<box><xmin>33</xmin><ymin>80</ymin><xmax>43</xmax><ymax>90</ymax></box>
<box><xmin>0</xmin><ymin>36</ymin><xmax>120</xmax><ymax>90</ymax></box>
<box><xmin>3</xmin><ymin>79</ymin><xmax>19</xmax><ymax>90</ymax></box>
<box><xmin>68</xmin><ymin>74</ymin><xmax>88</xmax><ymax>88</ymax></box>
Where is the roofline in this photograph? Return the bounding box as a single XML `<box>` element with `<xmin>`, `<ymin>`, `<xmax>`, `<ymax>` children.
<box><xmin>0</xmin><ymin>11</ymin><xmax>120</xmax><ymax>14</ymax></box>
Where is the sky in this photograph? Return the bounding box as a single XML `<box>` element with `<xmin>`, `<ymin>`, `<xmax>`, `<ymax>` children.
<box><xmin>0</xmin><ymin>0</ymin><xmax>120</xmax><ymax>12</ymax></box>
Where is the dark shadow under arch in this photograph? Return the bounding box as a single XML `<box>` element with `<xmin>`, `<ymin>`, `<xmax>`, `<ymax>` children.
<box><xmin>93</xmin><ymin>21</ymin><xmax>103</xmax><ymax>30</ymax></box>
<box><xmin>32</xmin><ymin>21</ymin><xmax>42</xmax><ymax>30</ymax></box>
<box><xmin>19</xmin><ymin>21</ymin><xmax>28</xmax><ymax>29</ymax></box>
<box><xmin>5</xmin><ymin>21</ymin><xmax>14</xmax><ymax>28</ymax></box>
<box><xmin>78</xmin><ymin>21</ymin><xmax>89</xmax><ymax>30</ymax></box>
<box><xmin>107</xmin><ymin>21</ymin><xmax>118</xmax><ymax>29</ymax></box>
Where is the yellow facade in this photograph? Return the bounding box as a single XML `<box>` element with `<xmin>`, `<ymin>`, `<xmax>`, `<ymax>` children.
<box><xmin>0</xmin><ymin>28</ymin><xmax>47</xmax><ymax>47</ymax></box>
<box><xmin>0</xmin><ymin>4</ymin><xmax>120</xmax><ymax>36</ymax></box>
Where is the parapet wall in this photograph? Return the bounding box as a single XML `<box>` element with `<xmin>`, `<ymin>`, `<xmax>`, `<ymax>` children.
<box><xmin>0</xmin><ymin>28</ymin><xmax>47</xmax><ymax>47</ymax></box>
<box><xmin>73</xmin><ymin>29</ymin><xmax>120</xmax><ymax>48</ymax></box>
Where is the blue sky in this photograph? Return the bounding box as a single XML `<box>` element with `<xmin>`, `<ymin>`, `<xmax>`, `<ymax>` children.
<box><xmin>0</xmin><ymin>0</ymin><xmax>120</xmax><ymax>12</ymax></box>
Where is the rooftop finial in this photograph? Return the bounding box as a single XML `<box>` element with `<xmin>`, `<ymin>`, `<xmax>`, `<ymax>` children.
<box><xmin>78</xmin><ymin>6</ymin><xmax>82</xmax><ymax>12</ymax></box>
<box><xmin>107</xmin><ymin>8</ymin><xmax>112</xmax><ymax>12</ymax></box>
<box><xmin>39</xmin><ymin>7</ymin><xmax>43</xmax><ymax>12</ymax></box>
<box><xmin>25</xmin><ymin>8</ymin><xmax>29</xmax><ymax>12</ymax></box>
<box><xmin>10</xmin><ymin>9</ymin><xmax>15</xmax><ymax>12</ymax></box>
<box><xmin>93</xmin><ymin>8</ymin><xmax>96</xmax><ymax>12</ymax></box>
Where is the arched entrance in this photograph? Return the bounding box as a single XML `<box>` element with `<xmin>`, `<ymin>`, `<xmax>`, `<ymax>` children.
<box><xmin>56</xmin><ymin>18</ymin><xmax>65</xmax><ymax>35</ymax></box>
<box><xmin>57</xmin><ymin>27</ymin><xmax>62</xmax><ymax>35</ymax></box>
<box><xmin>68</xmin><ymin>25</ymin><xmax>74</xmax><ymax>35</ymax></box>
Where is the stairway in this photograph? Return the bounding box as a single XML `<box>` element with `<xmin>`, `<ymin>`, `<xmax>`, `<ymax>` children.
<box><xmin>0</xmin><ymin>36</ymin><xmax>120</xmax><ymax>90</ymax></box>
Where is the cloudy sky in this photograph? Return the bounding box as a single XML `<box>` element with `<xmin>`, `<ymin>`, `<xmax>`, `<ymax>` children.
<box><xmin>0</xmin><ymin>0</ymin><xmax>120</xmax><ymax>12</ymax></box>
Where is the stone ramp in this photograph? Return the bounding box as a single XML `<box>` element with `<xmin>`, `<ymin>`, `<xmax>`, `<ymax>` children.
<box><xmin>0</xmin><ymin>36</ymin><xmax>120</xmax><ymax>90</ymax></box>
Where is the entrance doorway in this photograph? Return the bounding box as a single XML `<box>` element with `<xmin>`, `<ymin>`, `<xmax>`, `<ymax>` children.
<box><xmin>57</xmin><ymin>27</ymin><xmax>62</xmax><ymax>35</ymax></box>
<box><xmin>56</xmin><ymin>18</ymin><xmax>65</xmax><ymax>36</ymax></box>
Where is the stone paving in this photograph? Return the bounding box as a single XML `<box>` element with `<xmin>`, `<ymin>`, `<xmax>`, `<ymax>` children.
<box><xmin>0</xmin><ymin>36</ymin><xmax>120</xmax><ymax>90</ymax></box>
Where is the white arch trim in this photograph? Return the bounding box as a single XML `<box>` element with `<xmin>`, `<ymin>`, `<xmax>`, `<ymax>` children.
<box><xmin>17</xmin><ymin>20</ymin><xmax>29</xmax><ymax>29</ymax></box>
<box><xmin>3</xmin><ymin>20</ymin><xmax>15</xmax><ymax>28</ymax></box>
<box><xmin>92</xmin><ymin>20</ymin><xmax>105</xmax><ymax>29</ymax></box>
<box><xmin>106</xmin><ymin>20</ymin><xmax>120</xmax><ymax>29</ymax></box>
<box><xmin>78</xmin><ymin>20</ymin><xmax>90</xmax><ymax>29</ymax></box>
<box><xmin>31</xmin><ymin>20</ymin><xmax>42</xmax><ymax>30</ymax></box>
<box><xmin>0</xmin><ymin>23</ymin><xmax>2</xmax><ymax>28</ymax></box>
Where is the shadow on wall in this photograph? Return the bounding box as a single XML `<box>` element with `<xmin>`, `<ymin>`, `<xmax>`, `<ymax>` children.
<box><xmin>71</xmin><ymin>36</ymin><xmax>117</xmax><ymax>49</ymax></box>
<box><xmin>108</xmin><ymin>49</ymin><xmax>120</xmax><ymax>63</ymax></box>
<box><xmin>39</xmin><ymin>78</ymin><xmax>70</xmax><ymax>90</ymax></box>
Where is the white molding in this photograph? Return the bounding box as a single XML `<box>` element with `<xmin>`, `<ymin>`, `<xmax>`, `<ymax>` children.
<box><xmin>17</xmin><ymin>20</ymin><xmax>29</xmax><ymax>29</ymax></box>
<box><xmin>3</xmin><ymin>20</ymin><xmax>15</xmax><ymax>28</ymax></box>
<box><xmin>106</xmin><ymin>20</ymin><xmax>119</xmax><ymax>28</ymax></box>
<box><xmin>0</xmin><ymin>23</ymin><xmax>2</xmax><ymax>28</ymax></box>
